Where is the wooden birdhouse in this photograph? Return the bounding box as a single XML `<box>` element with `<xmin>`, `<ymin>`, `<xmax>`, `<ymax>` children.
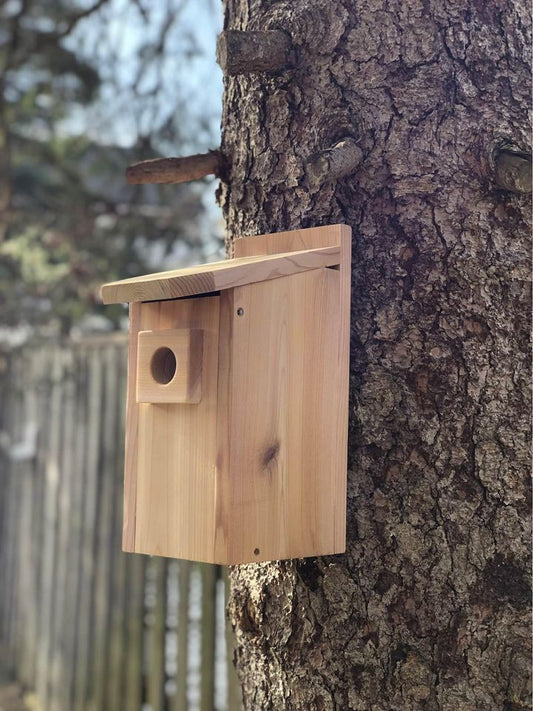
<box><xmin>101</xmin><ymin>224</ymin><xmax>351</xmax><ymax>564</ymax></box>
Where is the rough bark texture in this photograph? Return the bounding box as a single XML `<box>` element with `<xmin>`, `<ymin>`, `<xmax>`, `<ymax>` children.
<box><xmin>218</xmin><ymin>1</ymin><xmax>532</xmax><ymax>709</ymax></box>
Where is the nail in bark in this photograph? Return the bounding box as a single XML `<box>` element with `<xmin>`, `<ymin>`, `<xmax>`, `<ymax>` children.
<box><xmin>493</xmin><ymin>150</ymin><xmax>532</xmax><ymax>194</ymax></box>
<box><xmin>126</xmin><ymin>151</ymin><xmax>222</xmax><ymax>185</ymax></box>
<box><xmin>216</xmin><ymin>30</ymin><xmax>293</xmax><ymax>76</ymax></box>
<box><xmin>305</xmin><ymin>138</ymin><xmax>363</xmax><ymax>188</ymax></box>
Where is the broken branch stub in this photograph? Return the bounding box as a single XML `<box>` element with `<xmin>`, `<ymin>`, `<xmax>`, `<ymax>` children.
<box><xmin>126</xmin><ymin>151</ymin><xmax>222</xmax><ymax>185</ymax></box>
<box><xmin>493</xmin><ymin>150</ymin><xmax>532</xmax><ymax>194</ymax></box>
<box><xmin>216</xmin><ymin>30</ymin><xmax>293</xmax><ymax>76</ymax></box>
<box><xmin>305</xmin><ymin>138</ymin><xmax>363</xmax><ymax>189</ymax></box>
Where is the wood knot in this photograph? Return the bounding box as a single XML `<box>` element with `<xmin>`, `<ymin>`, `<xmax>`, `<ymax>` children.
<box><xmin>262</xmin><ymin>442</ymin><xmax>280</xmax><ymax>468</ymax></box>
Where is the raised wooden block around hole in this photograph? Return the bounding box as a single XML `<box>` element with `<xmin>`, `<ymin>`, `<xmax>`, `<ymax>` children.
<box><xmin>136</xmin><ymin>328</ymin><xmax>203</xmax><ymax>404</ymax></box>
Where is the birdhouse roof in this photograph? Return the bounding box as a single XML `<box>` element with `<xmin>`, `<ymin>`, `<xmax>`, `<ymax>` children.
<box><xmin>100</xmin><ymin>244</ymin><xmax>341</xmax><ymax>304</ymax></box>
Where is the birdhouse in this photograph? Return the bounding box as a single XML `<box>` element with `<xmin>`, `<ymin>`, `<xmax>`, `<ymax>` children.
<box><xmin>101</xmin><ymin>224</ymin><xmax>351</xmax><ymax>564</ymax></box>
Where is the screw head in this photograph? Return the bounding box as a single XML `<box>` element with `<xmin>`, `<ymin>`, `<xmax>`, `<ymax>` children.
<box><xmin>236</xmin><ymin>307</ymin><xmax>244</xmax><ymax>316</ymax></box>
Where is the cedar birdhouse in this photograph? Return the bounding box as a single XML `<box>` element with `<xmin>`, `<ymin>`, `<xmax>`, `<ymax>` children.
<box><xmin>101</xmin><ymin>225</ymin><xmax>351</xmax><ymax>564</ymax></box>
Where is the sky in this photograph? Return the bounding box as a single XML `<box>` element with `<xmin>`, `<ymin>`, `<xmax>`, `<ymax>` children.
<box><xmin>62</xmin><ymin>0</ymin><xmax>226</xmax><ymax>263</ymax></box>
<box><xmin>63</xmin><ymin>0</ymin><xmax>223</xmax><ymax>154</ymax></box>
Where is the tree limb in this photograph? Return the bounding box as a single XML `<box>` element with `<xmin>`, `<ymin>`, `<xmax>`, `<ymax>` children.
<box><xmin>125</xmin><ymin>151</ymin><xmax>223</xmax><ymax>185</ymax></box>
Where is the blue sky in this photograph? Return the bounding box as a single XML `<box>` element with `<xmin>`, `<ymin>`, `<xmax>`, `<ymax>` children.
<box><xmin>62</xmin><ymin>0</ymin><xmax>226</xmax><ymax>261</ymax></box>
<box><xmin>63</xmin><ymin>0</ymin><xmax>223</xmax><ymax>154</ymax></box>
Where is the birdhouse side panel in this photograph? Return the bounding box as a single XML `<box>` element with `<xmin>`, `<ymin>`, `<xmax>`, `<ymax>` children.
<box><xmin>214</xmin><ymin>267</ymin><xmax>348</xmax><ymax>564</ymax></box>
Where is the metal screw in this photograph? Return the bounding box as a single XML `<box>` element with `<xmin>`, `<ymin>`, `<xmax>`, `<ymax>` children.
<box><xmin>236</xmin><ymin>307</ymin><xmax>244</xmax><ymax>316</ymax></box>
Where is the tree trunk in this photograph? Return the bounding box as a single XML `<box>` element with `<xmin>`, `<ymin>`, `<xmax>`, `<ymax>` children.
<box><xmin>219</xmin><ymin>1</ymin><xmax>531</xmax><ymax>709</ymax></box>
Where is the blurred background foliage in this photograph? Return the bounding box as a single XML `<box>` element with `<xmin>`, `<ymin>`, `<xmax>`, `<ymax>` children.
<box><xmin>0</xmin><ymin>0</ymin><xmax>223</xmax><ymax>338</ymax></box>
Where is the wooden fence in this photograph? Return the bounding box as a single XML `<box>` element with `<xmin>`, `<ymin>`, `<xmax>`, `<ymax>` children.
<box><xmin>0</xmin><ymin>337</ymin><xmax>241</xmax><ymax>711</ymax></box>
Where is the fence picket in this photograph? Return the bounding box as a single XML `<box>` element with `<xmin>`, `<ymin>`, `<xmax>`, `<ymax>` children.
<box><xmin>225</xmin><ymin>572</ymin><xmax>242</xmax><ymax>711</ymax></box>
<box><xmin>49</xmin><ymin>348</ymin><xmax>76</xmax><ymax>711</ymax></box>
<box><xmin>36</xmin><ymin>347</ymin><xmax>64</xmax><ymax>707</ymax></box>
<box><xmin>147</xmin><ymin>557</ymin><xmax>168</xmax><ymax>711</ymax></box>
<box><xmin>7</xmin><ymin>362</ymin><xmax>24</xmax><ymax>680</ymax></box>
<box><xmin>200</xmin><ymin>564</ymin><xmax>216</xmax><ymax>711</ymax></box>
<box><xmin>173</xmin><ymin>560</ymin><xmax>190</xmax><ymax>711</ymax></box>
<box><xmin>89</xmin><ymin>345</ymin><xmax>120</xmax><ymax>711</ymax></box>
<box><xmin>0</xmin><ymin>350</ymin><xmax>11</xmax><ymax>656</ymax></box>
<box><xmin>72</xmin><ymin>345</ymin><xmax>104</xmax><ymax>711</ymax></box>
<box><xmin>63</xmin><ymin>345</ymin><xmax>90</xmax><ymax>709</ymax></box>
<box><xmin>2</xmin><ymin>353</ymin><xmax>24</xmax><ymax>672</ymax></box>
<box><xmin>124</xmin><ymin>552</ymin><xmax>146</xmax><ymax>711</ymax></box>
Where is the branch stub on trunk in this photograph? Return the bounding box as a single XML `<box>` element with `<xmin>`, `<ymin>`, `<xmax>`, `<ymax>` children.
<box><xmin>493</xmin><ymin>150</ymin><xmax>532</xmax><ymax>194</ymax></box>
<box><xmin>216</xmin><ymin>30</ymin><xmax>293</xmax><ymax>76</ymax></box>
<box><xmin>125</xmin><ymin>151</ymin><xmax>223</xmax><ymax>185</ymax></box>
<box><xmin>305</xmin><ymin>138</ymin><xmax>363</xmax><ymax>189</ymax></box>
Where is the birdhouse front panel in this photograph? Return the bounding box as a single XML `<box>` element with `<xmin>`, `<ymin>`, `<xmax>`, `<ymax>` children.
<box><xmin>125</xmin><ymin>296</ymin><xmax>221</xmax><ymax>562</ymax></box>
<box><xmin>102</xmin><ymin>224</ymin><xmax>351</xmax><ymax>565</ymax></box>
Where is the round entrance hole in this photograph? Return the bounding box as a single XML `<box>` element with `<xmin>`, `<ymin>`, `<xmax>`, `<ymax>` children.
<box><xmin>151</xmin><ymin>347</ymin><xmax>177</xmax><ymax>385</ymax></box>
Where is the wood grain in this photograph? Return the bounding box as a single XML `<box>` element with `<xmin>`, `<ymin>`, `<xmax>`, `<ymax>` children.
<box><xmin>122</xmin><ymin>224</ymin><xmax>351</xmax><ymax>563</ymax></box>
<box><xmin>129</xmin><ymin>297</ymin><xmax>220</xmax><ymax>561</ymax></box>
<box><xmin>222</xmin><ymin>224</ymin><xmax>351</xmax><ymax>560</ymax></box>
<box><xmin>100</xmin><ymin>245</ymin><xmax>340</xmax><ymax>304</ymax></box>
<box><xmin>233</xmin><ymin>223</ymin><xmax>346</xmax><ymax>258</ymax></box>
<box><xmin>214</xmin><ymin>268</ymin><xmax>345</xmax><ymax>563</ymax></box>
<box><xmin>122</xmin><ymin>303</ymin><xmax>141</xmax><ymax>551</ymax></box>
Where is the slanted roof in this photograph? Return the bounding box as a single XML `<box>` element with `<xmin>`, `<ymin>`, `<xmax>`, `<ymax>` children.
<box><xmin>100</xmin><ymin>245</ymin><xmax>340</xmax><ymax>304</ymax></box>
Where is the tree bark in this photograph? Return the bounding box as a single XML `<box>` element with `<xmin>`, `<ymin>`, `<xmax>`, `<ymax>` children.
<box><xmin>219</xmin><ymin>1</ymin><xmax>531</xmax><ymax>709</ymax></box>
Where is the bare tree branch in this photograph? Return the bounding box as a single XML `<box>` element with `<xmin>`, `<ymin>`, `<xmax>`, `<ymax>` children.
<box><xmin>126</xmin><ymin>150</ymin><xmax>223</xmax><ymax>184</ymax></box>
